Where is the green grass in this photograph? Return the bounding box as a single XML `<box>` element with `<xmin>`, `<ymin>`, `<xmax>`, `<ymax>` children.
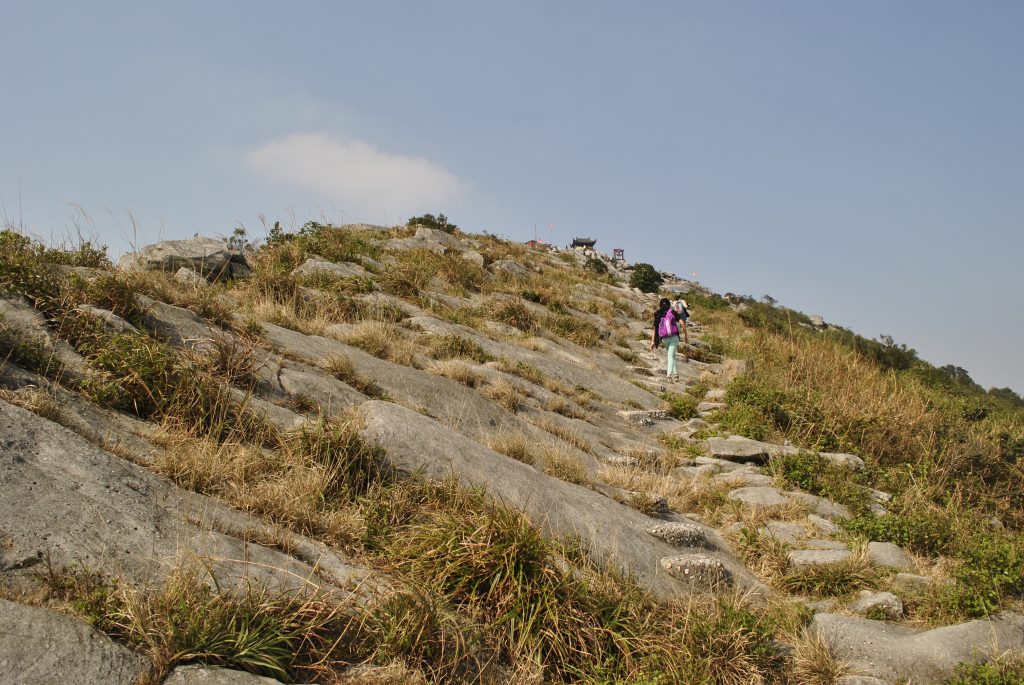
<box><xmin>771</xmin><ymin>450</ymin><xmax>873</xmax><ymax>516</ymax></box>
<box><xmin>661</xmin><ymin>392</ymin><xmax>699</xmax><ymax>420</ymax></box>
<box><xmin>948</xmin><ymin>656</ymin><xmax>1024</xmax><ymax>685</ymax></box>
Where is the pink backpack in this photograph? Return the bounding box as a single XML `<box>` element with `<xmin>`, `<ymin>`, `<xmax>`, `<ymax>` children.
<box><xmin>658</xmin><ymin>309</ymin><xmax>679</xmax><ymax>339</ymax></box>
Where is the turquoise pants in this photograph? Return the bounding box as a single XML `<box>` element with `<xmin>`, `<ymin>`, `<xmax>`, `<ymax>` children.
<box><xmin>663</xmin><ymin>334</ymin><xmax>680</xmax><ymax>376</ymax></box>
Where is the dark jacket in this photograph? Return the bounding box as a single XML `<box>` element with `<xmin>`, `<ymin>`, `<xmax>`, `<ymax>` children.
<box><xmin>653</xmin><ymin>308</ymin><xmax>680</xmax><ymax>346</ymax></box>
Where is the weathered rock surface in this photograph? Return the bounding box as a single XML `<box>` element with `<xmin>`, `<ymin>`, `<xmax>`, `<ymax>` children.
<box><xmin>727</xmin><ymin>486</ymin><xmax>792</xmax><ymax>508</ymax></box>
<box><xmin>0</xmin><ymin>295</ymin><xmax>89</xmax><ymax>379</ymax></box>
<box><xmin>760</xmin><ymin>521</ymin><xmax>806</xmax><ymax>544</ymax></box>
<box><xmin>119</xmin><ymin>237</ymin><xmax>250</xmax><ymax>280</ymax></box>
<box><xmin>174</xmin><ymin>266</ymin><xmax>209</xmax><ymax>287</ymax></box>
<box><xmin>706</xmin><ymin>436</ymin><xmax>773</xmax><ymax>463</ymax></box>
<box><xmin>866</xmin><ymin>541</ymin><xmax>915</xmax><ymax>571</ymax></box>
<box><xmin>706</xmin><ymin>435</ymin><xmax>865</xmax><ymax>470</ymax></box>
<box><xmin>712</xmin><ymin>470</ymin><xmax>774</xmax><ymax>488</ymax></box>
<box><xmin>647</xmin><ymin>521</ymin><xmax>709</xmax><ymax>548</ymax></box>
<box><xmin>0</xmin><ymin>400</ymin><xmax>375</xmax><ymax>599</ymax></box>
<box><xmin>0</xmin><ymin>363</ymin><xmax>160</xmax><ymax>461</ymax></box>
<box><xmin>807</xmin><ymin>513</ymin><xmax>841</xmax><ymax>536</ymax></box>
<box><xmin>490</xmin><ymin>259</ymin><xmax>531</xmax><ymax>278</ymax></box>
<box><xmin>76</xmin><ymin>304</ymin><xmax>139</xmax><ymax>334</ymax></box>
<box><xmin>292</xmin><ymin>257</ymin><xmax>369</xmax><ymax>280</ymax></box>
<box><xmin>835</xmin><ymin>677</ymin><xmax>891</xmax><ymax>685</ymax></box>
<box><xmin>386</xmin><ymin>226</ymin><xmax>472</xmax><ymax>254</ymax></box>
<box><xmin>407</xmin><ymin>315</ymin><xmax>661</xmax><ymax>409</ymax></box>
<box><xmin>811</xmin><ymin>611</ymin><xmax>1024</xmax><ymax>684</ymax></box>
<box><xmin>0</xmin><ymin>599</ymin><xmax>149</xmax><ymax>685</ymax></box>
<box><xmin>358</xmin><ymin>400</ymin><xmax>763</xmax><ymax>598</ymax></box>
<box><xmin>164</xmin><ymin>664</ymin><xmax>289</xmax><ymax>684</ymax></box>
<box><xmin>849</xmin><ymin>591</ymin><xmax>903</xmax><ymax>618</ymax></box>
<box><xmin>659</xmin><ymin>554</ymin><xmax>731</xmax><ymax>587</ymax></box>
<box><xmin>788</xmin><ymin>549</ymin><xmax>852</xmax><ymax>569</ymax></box>
<box><xmin>892</xmin><ymin>573</ymin><xmax>932</xmax><ymax>592</ymax></box>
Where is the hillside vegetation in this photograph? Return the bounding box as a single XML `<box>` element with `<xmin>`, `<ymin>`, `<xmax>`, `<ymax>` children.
<box><xmin>0</xmin><ymin>222</ymin><xmax>1021</xmax><ymax>685</ymax></box>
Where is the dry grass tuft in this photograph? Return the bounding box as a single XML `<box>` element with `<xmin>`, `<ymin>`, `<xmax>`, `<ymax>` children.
<box><xmin>786</xmin><ymin>629</ymin><xmax>847</xmax><ymax>685</ymax></box>
<box><xmin>597</xmin><ymin>465</ymin><xmax>736</xmax><ymax>522</ymax></box>
<box><xmin>532</xmin><ymin>417</ymin><xmax>594</xmax><ymax>454</ymax></box>
<box><xmin>325</xmin><ymin>354</ymin><xmax>384</xmax><ymax>396</ymax></box>
<box><xmin>481</xmin><ymin>379</ymin><xmax>524</xmax><ymax>413</ymax></box>
<box><xmin>334</xmin><ymin>321</ymin><xmax>418</xmax><ymax>366</ymax></box>
<box><xmin>481</xmin><ymin>431</ymin><xmax>539</xmax><ymax>465</ymax></box>
<box><xmin>424</xmin><ymin>359</ymin><xmax>485</xmax><ymax>388</ymax></box>
<box><xmin>542</xmin><ymin>395</ymin><xmax>583</xmax><ymax>419</ymax></box>
<box><xmin>0</xmin><ymin>386</ymin><xmax>64</xmax><ymax>422</ymax></box>
<box><xmin>539</xmin><ymin>446</ymin><xmax>591</xmax><ymax>485</ymax></box>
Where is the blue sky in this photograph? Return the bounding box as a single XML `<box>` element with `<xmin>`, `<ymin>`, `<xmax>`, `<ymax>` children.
<box><xmin>2</xmin><ymin>1</ymin><xmax>1022</xmax><ymax>392</ymax></box>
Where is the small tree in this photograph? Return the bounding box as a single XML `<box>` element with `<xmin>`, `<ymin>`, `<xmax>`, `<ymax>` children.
<box><xmin>407</xmin><ymin>213</ymin><xmax>458</xmax><ymax>234</ymax></box>
<box><xmin>629</xmin><ymin>263</ymin><xmax>663</xmax><ymax>293</ymax></box>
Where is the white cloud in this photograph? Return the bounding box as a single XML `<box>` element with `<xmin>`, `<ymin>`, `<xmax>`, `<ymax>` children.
<box><xmin>244</xmin><ymin>132</ymin><xmax>463</xmax><ymax>216</ymax></box>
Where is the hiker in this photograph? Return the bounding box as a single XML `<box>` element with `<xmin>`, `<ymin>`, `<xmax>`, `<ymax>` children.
<box><xmin>673</xmin><ymin>298</ymin><xmax>690</xmax><ymax>344</ymax></box>
<box><xmin>650</xmin><ymin>297</ymin><xmax>682</xmax><ymax>380</ymax></box>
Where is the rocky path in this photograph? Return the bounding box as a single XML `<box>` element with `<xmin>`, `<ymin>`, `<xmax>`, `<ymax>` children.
<box><xmin>619</xmin><ymin>327</ymin><xmax>1024</xmax><ymax>684</ymax></box>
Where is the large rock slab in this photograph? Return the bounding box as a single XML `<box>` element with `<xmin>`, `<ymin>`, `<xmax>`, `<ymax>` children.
<box><xmin>0</xmin><ymin>295</ymin><xmax>89</xmax><ymax>380</ymax></box>
<box><xmin>811</xmin><ymin>612</ymin><xmax>1024</xmax><ymax>684</ymax></box>
<box><xmin>292</xmin><ymin>257</ymin><xmax>369</xmax><ymax>280</ymax></box>
<box><xmin>788</xmin><ymin>549</ymin><xmax>852</xmax><ymax>569</ymax></box>
<box><xmin>406</xmin><ymin>315</ymin><xmax>662</xmax><ymax>409</ymax></box>
<box><xmin>385</xmin><ymin>226</ymin><xmax>472</xmax><ymax>254</ymax></box>
<box><xmin>358</xmin><ymin>400</ymin><xmax>764</xmax><ymax>599</ymax></box>
<box><xmin>727</xmin><ymin>486</ymin><xmax>792</xmax><ymax>508</ymax></box>
<box><xmin>0</xmin><ymin>599</ymin><xmax>149</xmax><ymax>685</ymax></box>
<box><xmin>0</xmin><ymin>363</ymin><xmax>160</xmax><ymax>462</ymax></box>
<box><xmin>257</xmin><ymin>322</ymin><xmax>603</xmax><ymax>470</ymax></box>
<box><xmin>705</xmin><ymin>435</ymin><xmax>865</xmax><ymax>470</ymax></box>
<box><xmin>0</xmin><ymin>400</ymin><xmax>374</xmax><ymax>599</ymax></box>
<box><xmin>706</xmin><ymin>436</ymin><xmax>773</xmax><ymax>463</ymax></box>
<box><xmin>164</xmin><ymin>664</ymin><xmax>288</xmax><ymax>684</ymax></box>
<box><xmin>867</xmin><ymin>541</ymin><xmax>915</xmax><ymax>571</ymax></box>
<box><xmin>849</xmin><ymin>591</ymin><xmax>903</xmax><ymax>619</ymax></box>
<box><xmin>119</xmin><ymin>236</ymin><xmax>250</xmax><ymax>281</ymax></box>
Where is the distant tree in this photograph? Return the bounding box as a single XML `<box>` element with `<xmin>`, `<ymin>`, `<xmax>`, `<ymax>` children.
<box><xmin>938</xmin><ymin>364</ymin><xmax>976</xmax><ymax>386</ymax></box>
<box><xmin>761</xmin><ymin>294</ymin><xmax>778</xmax><ymax>307</ymax></box>
<box><xmin>629</xmin><ymin>263</ymin><xmax>663</xmax><ymax>293</ymax></box>
<box><xmin>226</xmin><ymin>226</ymin><xmax>257</xmax><ymax>254</ymax></box>
<box><xmin>407</xmin><ymin>213</ymin><xmax>458</xmax><ymax>234</ymax></box>
<box><xmin>989</xmin><ymin>387</ymin><xmax>1024</xmax><ymax>407</ymax></box>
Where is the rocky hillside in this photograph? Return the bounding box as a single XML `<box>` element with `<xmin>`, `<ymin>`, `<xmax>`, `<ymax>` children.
<box><xmin>0</xmin><ymin>223</ymin><xmax>1021</xmax><ymax>684</ymax></box>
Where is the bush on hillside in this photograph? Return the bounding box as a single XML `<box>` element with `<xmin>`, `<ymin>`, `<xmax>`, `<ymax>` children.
<box><xmin>584</xmin><ymin>257</ymin><xmax>608</xmax><ymax>275</ymax></box>
<box><xmin>629</xmin><ymin>263</ymin><xmax>662</xmax><ymax>293</ymax></box>
<box><xmin>407</xmin><ymin>213</ymin><xmax>459</xmax><ymax>234</ymax></box>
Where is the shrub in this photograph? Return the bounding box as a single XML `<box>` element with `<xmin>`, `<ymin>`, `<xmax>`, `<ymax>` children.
<box><xmin>661</xmin><ymin>392</ymin><xmax>699</xmax><ymax>420</ymax></box>
<box><xmin>773</xmin><ymin>451</ymin><xmax>872</xmax><ymax>515</ymax></box>
<box><xmin>629</xmin><ymin>263</ymin><xmax>662</xmax><ymax>293</ymax></box>
<box><xmin>948</xmin><ymin>656</ymin><xmax>1024</xmax><ymax>685</ymax></box>
<box><xmin>407</xmin><ymin>213</ymin><xmax>459</xmax><ymax>234</ymax></box>
<box><xmin>945</xmin><ymin>533</ymin><xmax>1024</xmax><ymax>617</ymax></box>
<box><xmin>584</xmin><ymin>257</ymin><xmax>608</xmax><ymax>275</ymax></box>
<box><xmin>842</xmin><ymin>511</ymin><xmax>953</xmax><ymax>557</ymax></box>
